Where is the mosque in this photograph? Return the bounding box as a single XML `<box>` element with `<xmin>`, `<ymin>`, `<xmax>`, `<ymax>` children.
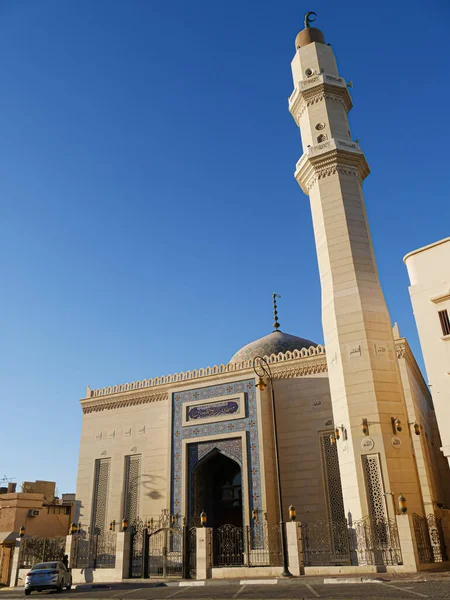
<box><xmin>75</xmin><ymin>13</ymin><xmax>450</xmax><ymax>573</ymax></box>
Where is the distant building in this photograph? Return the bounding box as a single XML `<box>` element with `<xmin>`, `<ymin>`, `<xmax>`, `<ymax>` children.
<box><xmin>404</xmin><ymin>237</ymin><xmax>450</xmax><ymax>468</ymax></box>
<box><xmin>0</xmin><ymin>481</ymin><xmax>76</xmax><ymax>586</ymax></box>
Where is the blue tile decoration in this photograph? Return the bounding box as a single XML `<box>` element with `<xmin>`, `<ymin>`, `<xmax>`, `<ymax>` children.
<box><xmin>187</xmin><ymin>399</ymin><xmax>240</xmax><ymax>422</ymax></box>
<box><xmin>170</xmin><ymin>379</ymin><xmax>260</xmax><ymax>528</ymax></box>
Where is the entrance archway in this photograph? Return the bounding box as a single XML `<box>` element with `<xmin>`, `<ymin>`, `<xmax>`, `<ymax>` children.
<box><xmin>192</xmin><ymin>451</ymin><xmax>243</xmax><ymax>528</ymax></box>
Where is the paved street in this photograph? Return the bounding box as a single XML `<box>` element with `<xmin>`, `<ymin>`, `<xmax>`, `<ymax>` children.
<box><xmin>2</xmin><ymin>579</ymin><xmax>450</xmax><ymax>600</ymax></box>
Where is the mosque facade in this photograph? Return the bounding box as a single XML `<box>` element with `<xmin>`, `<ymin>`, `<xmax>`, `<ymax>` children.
<box><xmin>75</xmin><ymin>15</ymin><xmax>450</xmax><ymax>575</ymax></box>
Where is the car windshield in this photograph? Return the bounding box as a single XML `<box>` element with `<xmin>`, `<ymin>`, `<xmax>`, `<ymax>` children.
<box><xmin>32</xmin><ymin>562</ymin><xmax>58</xmax><ymax>571</ymax></box>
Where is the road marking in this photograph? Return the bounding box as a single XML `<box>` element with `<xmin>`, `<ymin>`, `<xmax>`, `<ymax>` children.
<box><xmin>305</xmin><ymin>583</ymin><xmax>320</xmax><ymax>597</ymax></box>
<box><xmin>381</xmin><ymin>583</ymin><xmax>428</xmax><ymax>597</ymax></box>
<box><xmin>239</xmin><ymin>579</ymin><xmax>278</xmax><ymax>584</ymax></box>
<box><xmin>179</xmin><ymin>581</ymin><xmax>205</xmax><ymax>586</ymax></box>
<box><xmin>233</xmin><ymin>584</ymin><xmax>246</xmax><ymax>598</ymax></box>
<box><xmin>112</xmin><ymin>588</ymin><xmax>144</xmax><ymax>598</ymax></box>
<box><xmin>166</xmin><ymin>588</ymin><xmax>189</xmax><ymax>597</ymax></box>
<box><xmin>323</xmin><ymin>577</ymin><xmax>382</xmax><ymax>584</ymax></box>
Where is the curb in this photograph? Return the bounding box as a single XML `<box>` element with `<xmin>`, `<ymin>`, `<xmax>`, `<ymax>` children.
<box><xmin>323</xmin><ymin>577</ymin><xmax>384</xmax><ymax>584</ymax></box>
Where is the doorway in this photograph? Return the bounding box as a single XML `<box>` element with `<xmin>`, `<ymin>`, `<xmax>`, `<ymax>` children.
<box><xmin>192</xmin><ymin>451</ymin><xmax>243</xmax><ymax>528</ymax></box>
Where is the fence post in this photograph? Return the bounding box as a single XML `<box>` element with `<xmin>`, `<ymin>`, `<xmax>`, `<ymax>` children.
<box><xmin>196</xmin><ymin>528</ymin><xmax>212</xmax><ymax>580</ymax></box>
<box><xmin>396</xmin><ymin>514</ymin><xmax>419</xmax><ymax>572</ymax></box>
<box><xmin>182</xmin><ymin>523</ymin><xmax>189</xmax><ymax>579</ymax></box>
<box><xmin>65</xmin><ymin>535</ymin><xmax>77</xmax><ymax>569</ymax></box>
<box><xmin>10</xmin><ymin>537</ymin><xmax>23</xmax><ymax>587</ymax></box>
<box><xmin>114</xmin><ymin>532</ymin><xmax>131</xmax><ymax>581</ymax></box>
<box><xmin>285</xmin><ymin>521</ymin><xmax>302</xmax><ymax>576</ymax></box>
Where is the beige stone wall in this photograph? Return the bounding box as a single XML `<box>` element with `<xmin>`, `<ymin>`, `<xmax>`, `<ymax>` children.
<box><xmin>404</xmin><ymin>238</ymin><xmax>450</xmax><ymax>466</ymax></box>
<box><xmin>76</xmin><ymin>399</ymin><xmax>170</xmax><ymax>528</ymax></box>
<box><xmin>274</xmin><ymin>375</ymin><xmax>333</xmax><ymax>522</ymax></box>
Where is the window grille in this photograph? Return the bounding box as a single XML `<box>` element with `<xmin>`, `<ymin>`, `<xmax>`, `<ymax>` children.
<box><xmin>362</xmin><ymin>454</ymin><xmax>387</xmax><ymax>522</ymax></box>
<box><xmin>438</xmin><ymin>310</ymin><xmax>450</xmax><ymax>336</ymax></box>
<box><xmin>91</xmin><ymin>458</ymin><xmax>111</xmax><ymax>535</ymax></box>
<box><xmin>320</xmin><ymin>432</ymin><xmax>346</xmax><ymax>522</ymax></box>
<box><xmin>123</xmin><ymin>455</ymin><xmax>141</xmax><ymax>523</ymax></box>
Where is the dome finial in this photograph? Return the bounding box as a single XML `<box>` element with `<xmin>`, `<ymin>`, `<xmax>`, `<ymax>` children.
<box><xmin>272</xmin><ymin>293</ymin><xmax>281</xmax><ymax>331</ymax></box>
<box><xmin>304</xmin><ymin>11</ymin><xmax>317</xmax><ymax>29</ymax></box>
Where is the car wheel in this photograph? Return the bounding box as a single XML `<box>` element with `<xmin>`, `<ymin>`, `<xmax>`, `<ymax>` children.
<box><xmin>24</xmin><ymin>590</ymin><xmax>31</xmax><ymax>596</ymax></box>
<box><xmin>57</xmin><ymin>582</ymin><xmax>63</xmax><ymax>593</ymax></box>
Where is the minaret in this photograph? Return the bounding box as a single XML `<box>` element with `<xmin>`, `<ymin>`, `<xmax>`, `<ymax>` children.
<box><xmin>289</xmin><ymin>13</ymin><xmax>423</xmax><ymax>520</ymax></box>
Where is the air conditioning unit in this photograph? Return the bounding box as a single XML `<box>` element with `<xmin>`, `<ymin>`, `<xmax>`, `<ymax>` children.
<box><xmin>27</xmin><ymin>510</ymin><xmax>39</xmax><ymax>517</ymax></box>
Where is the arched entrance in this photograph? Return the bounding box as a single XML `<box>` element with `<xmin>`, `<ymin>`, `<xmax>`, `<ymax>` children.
<box><xmin>192</xmin><ymin>451</ymin><xmax>243</xmax><ymax>528</ymax></box>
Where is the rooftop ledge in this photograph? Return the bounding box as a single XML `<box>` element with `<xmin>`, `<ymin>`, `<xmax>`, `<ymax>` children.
<box><xmin>85</xmin><ymin>345</ymin><xmax>326</xmax><ymax>399</ymax></box>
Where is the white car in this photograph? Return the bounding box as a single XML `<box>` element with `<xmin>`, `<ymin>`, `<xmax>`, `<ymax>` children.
<box><xmin>24</xmin><ymin>561</ymin><xmax>72</xmax><ymax>595</ymax></box>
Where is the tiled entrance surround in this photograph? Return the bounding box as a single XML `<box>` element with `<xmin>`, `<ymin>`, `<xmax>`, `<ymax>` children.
<box><xmin>170</xmin><ymin>379</ymin><xmax>262</xmax><ymax>525</ymax></box>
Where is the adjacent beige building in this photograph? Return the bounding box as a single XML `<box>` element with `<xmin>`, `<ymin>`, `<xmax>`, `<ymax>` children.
<box><xmin>0</xmin><ymin>482</ymin><xmax>76</xmax><ymax>586</ymax></box>
<box><xmin>404</xmin><ymin>237</ymin><xmax>450</xmax><ymax>468</ymax></box>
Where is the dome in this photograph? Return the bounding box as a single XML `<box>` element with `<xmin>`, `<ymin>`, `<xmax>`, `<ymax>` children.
<box><xmin>229</xmin><ymin>330</ymin><xmax>317</xmax><ymax>364</ymax></box>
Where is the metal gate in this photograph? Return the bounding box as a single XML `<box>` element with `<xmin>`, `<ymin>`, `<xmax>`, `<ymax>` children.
<box><xmin>148</xmin><ymin>526</ymin><xmax>183</xmax><ymax>578</ymax></box>
<box><xmin>130</xmin><ymin>519</ymin><xmax>145</xmax><ymax>578</ymax></box>
<box><xmin>187</xmin><ymin>526</ymin><xmax>196</xmax><ymax>578</ymax></box>
<box><xmin>129</xmin><ymin>516</ymin><xmax>194</xmax><ymax>579</ymax></box>
<box><xmin>213</xmin><ymin>523</ymin><xmax>282</xmax><ymax>567</ymax></box>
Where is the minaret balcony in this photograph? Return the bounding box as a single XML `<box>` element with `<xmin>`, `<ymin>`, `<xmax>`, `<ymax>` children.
<box><xmin>294</xmin><ymin>137</ymin><xmax>370</xmax><ymax>193</ymax></box>
<box><xmin>289</xmin><ymin>72</ymin><xmax>353</xmax><ymax>123</ymax></box>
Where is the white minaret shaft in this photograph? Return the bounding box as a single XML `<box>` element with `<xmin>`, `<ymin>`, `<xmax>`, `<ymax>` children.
<box><xmin>289</xmin><ymin>20</ymin><xmax>423</xmax><ymax>520</ymax></box>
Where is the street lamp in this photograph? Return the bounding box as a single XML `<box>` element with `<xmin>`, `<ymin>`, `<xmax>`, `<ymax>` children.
<box><xmin>253</xmin><ymin>355</ymin><xmax>292</xmax><ymax>577</ymax></box>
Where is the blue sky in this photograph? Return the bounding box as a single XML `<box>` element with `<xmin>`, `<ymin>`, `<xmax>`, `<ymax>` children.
<box><xmin>1</xmin><ymin>0</ymin><xmax>449</xmax><ymax>495</ymax></box>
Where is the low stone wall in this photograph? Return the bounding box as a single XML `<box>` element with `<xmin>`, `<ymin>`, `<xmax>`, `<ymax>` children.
<box><xmin>70</xmin><ymin>568</ymin><xmax>117</xmax><ymax>584</ymax></box>
<box><xmin>211</xmin><ymin>566</ymin><xmax>284</xmax><ymax>579</ymax></box>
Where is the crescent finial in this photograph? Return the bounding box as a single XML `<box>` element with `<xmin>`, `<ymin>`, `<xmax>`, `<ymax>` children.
<box><xmin>304</xmin><ymin>11</ymin><xmax>317</xmax><ymax>29</ymax></box>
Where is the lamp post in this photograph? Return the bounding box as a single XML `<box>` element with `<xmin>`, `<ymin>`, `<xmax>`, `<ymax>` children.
<box><xmin>253</xmin><ymin>355</ymin><xmax>292</xmax><ymax>577</ymax></box>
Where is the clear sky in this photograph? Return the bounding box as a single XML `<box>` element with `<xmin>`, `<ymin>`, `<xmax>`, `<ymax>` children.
<box><xmin>1</xmin><ymin>0</ymin><xmax>449</xmax><ymax>495</ymax></box>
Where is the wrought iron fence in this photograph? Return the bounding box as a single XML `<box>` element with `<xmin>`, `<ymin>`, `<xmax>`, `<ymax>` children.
<box><xmin>352</xmin><ymin>517</ymin><xmax>402</xmax><ymax>566</ymax></box>
<box><xmin>74</xmin><ymin>531</ymin><xmax>116</xmax><ymax>569</ymax></box>
<box><xmin>301</xmin><ymin>517</ymin><xmax>402</xmax><ymax>567</ymax></box>
<box><xmin>412</xmin><ymin>514</ymin><xmax>434</xmax><ymax>564</ymax></box>
<box><xmin>301</xmin><ymin>520</ymin><xmax>351</xmax><ymax>566</ymax></box>
<box><xmin>20</xmin><ymin>537</ymin><xmax>66</xmax><ymax>568</ymax></box>
<box><xmin>213</xmin><ymin>523</ymin><xmax>282</xmax><ymax>567</ymax></box>
<box><xmin>129</xmin><ymin>519</ymin><xmax>145</xmax><ymax>578</ymax></box>
<box><xmin>413</xmin><ymin>514</ymin><xmax>447</xmax><ymax>564</ymax></box>
<box><xmin>427</xmin><ymin>514</ymin><xmax>447</xmax><ymax>563</ymax></box>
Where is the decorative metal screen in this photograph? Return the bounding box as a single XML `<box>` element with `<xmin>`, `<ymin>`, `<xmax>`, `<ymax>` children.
<box><xmin>320</xmin><ymin>431</ymin><xmax>346</xmax><ymax>522</ymax></box>
<box><xmin>91</xmin><ymin>458</ymin><xmax>111</xmax><ymax>535</ymax></box>
<box><xmin>123</xmin><ymin>454</ymin><xmax>141</xmax><ymax>523</ymax></box>
<box><xmin>362</xmin><ymin>454</ymin><xmax>387</xmax><ymax>522</ymax></box>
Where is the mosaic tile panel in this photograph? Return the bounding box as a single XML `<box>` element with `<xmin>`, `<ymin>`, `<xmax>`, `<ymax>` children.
<box><xmin>170</xmin><ymin>379</ymin><xmax>260</xmax><ymax>523</ymax></box>
<box><xmin>186</xmin><ymin>399</ymin><xmax>240</xmax><ymax>422</ymax></box>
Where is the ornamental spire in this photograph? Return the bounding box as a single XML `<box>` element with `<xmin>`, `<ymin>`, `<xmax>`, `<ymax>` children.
<box><xmin>272</xmin><ymin>293</ymin><xmax>281</xmax><ymax>331</ymax></box>
<box><xmin>304</xmin><ymin>11</ymin><xmax>317</xmax><ymax>29</ymax></box>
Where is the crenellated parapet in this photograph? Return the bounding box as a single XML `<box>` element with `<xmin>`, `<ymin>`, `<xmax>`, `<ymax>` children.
<box><xmin>80</xmin><ymin>345</ymin><xmax>327</xmax><ymax>413</ymax></box>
